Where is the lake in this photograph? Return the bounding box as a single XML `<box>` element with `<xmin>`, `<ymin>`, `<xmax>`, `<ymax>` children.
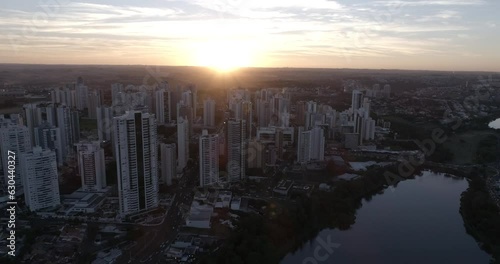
<box><xmin>281</xmin><ymin>171</ymin><xmax>491</xmax><ymax>264</ymax></box>
<box><xmin>489</xmin><ymin>118</ymin><xmax>500</xmax><ymax>129</ymax></box>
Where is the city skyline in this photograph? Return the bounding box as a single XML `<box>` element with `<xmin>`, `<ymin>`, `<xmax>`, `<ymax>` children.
<box><xmin>1</xmin><ymin>72</ymin><xmax>500</xmax><ymax>262</ymax></box>
<box><xmin>1</xmin><ymin>1</ymin><xmax>500</xmax><ymax>263</ymax></box>
<box><xmin>1</xmin><ymin>0</ymin><xmax>499</xmax><ymax>72</ymax></box>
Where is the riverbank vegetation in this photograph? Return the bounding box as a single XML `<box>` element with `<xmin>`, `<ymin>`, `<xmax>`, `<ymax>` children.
<box><xmin>201</xmin><ymin>165</ymin><xmax>415</xmax><ymax>263</ymax></box>
<box><xmin>203</xmin><ymin>164</ymin><xmax>500</xmax><ymax>263</ymax></box>
<box><xmin>460</xmin><ymin>173</ymin><xmax>500</xmax><ymax>263</ymax></box>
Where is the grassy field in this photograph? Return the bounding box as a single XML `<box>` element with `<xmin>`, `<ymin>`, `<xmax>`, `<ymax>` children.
<box><xmin>443</xmin><ymin>130</ymin><xmax>499</xmax><ymax>165</ymax></box>
<box><xmin>80</xmin><ymin>118</ymin><xmax>98</xmax><ymax>131</ymax></box>
<box><xmin>0</xmin><ymin>106</ymin><xmax>22</xmax><ymax>115</ymax></box>
<box><xmin>381</xmin><ymin>115</ymin><xmax>442</xmax><ymax>140</ymax></box>
<box><xmin>382</xmin><ymin>114</ymin><xmax>500</xmax><ymax>165</ymax></box>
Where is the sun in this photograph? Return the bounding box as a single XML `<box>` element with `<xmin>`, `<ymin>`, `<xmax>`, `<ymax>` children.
<box><xmin>195</xmin><ymin>40</ymin><xmax>253</xmax><ymax>72</ymax></box>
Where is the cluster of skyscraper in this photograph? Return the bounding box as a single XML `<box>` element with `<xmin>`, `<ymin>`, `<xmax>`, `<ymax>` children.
<box><xmin>0</xmin><ymin>76</ymin><xmax>379</xmax><ymax>217</ymax></box>
<box><xmin>198</xmin><ymin>89</ymin><xmax>253</xmax><ymax>187</ymax></box>
<box><xmin>54</xmin><ymin>80</ymin><xmax>198</xmax><ymax>216</ymax></box>
<box><xmin>0</xmin><ymin>91</ymin><xmax>81</xmax><ymax>212</ymax></box>
<box><xmin>198</xmin><ymin>87</ymin><xmax>377</xmax><ymax>187</ymax></box>
<box><xmin>94</xmin><ymin>81</ymin><xmax>200</xmax><ymax>215</ymax></box>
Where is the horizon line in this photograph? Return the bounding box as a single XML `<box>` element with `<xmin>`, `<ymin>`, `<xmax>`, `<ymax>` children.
<box><xmin>0</xmin><ymin>62</ymin><xmax>498</xmax><ymax>74</ymax></box>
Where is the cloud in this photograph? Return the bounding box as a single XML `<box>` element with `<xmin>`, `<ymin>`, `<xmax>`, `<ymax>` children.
<box><xmin>191</xmin><ymin>0</ymin><xmax>344</xmax><ymax>12</ymax></box>
<box><xmin>487</xmin><ymin>22</ymin><xmax>497</xmax><ymax>28</ymax></box>
<box><xmin>0</xmin><ymin>0</ymin><xmax>498</xmax><ymax>70</ymax></box>
<box><xmin>371</xmin><ymin>0</ymin><xmax>486</xmax><ymax>7</ymax></box>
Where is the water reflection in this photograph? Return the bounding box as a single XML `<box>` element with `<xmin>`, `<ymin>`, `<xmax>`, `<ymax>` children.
<box><xmin>489</xmin><ymin>118</ymin><xmax>500</xmax><ymax>129</ymax></box>
<box><xmin>281</xmin><ymin>171</ymin><xmax>491</xmax><ymax>264</ymax></box>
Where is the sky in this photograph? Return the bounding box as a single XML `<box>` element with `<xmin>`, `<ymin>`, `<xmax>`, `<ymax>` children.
<box><xmin>0</xmin><ymin>0</ymin><xmax>499</xmax><ymax>71</ymax></box>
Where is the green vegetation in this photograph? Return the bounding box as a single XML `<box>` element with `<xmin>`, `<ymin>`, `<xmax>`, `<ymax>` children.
<box><xmin>206</xmin><ymin>163</ymin><xmax>500</xmax><ymax>263</ymax></box>
<box><xmin>202</xmin><ymin>165</ymin><xmax>416</xmax><ymax>263</ymax></box>
<box><xmin>382</xmin><ymin>115</ymin><xmax>441</xmax><ymax>140</ymax></box>
<box><xmin>475</xmin><ymin>135</ymin><xmax>499</xmax><ymax>164</ymax></box>
<box><xmin>428</xmin><ymin>145</ymin><xmax>455</xmax><ymax>163</ymax></box>
<box><xmin>80</xmin><ymin>118</ymin><xmax>97</xmax><ymax>131</ymax></box>
<box><xmin>380</xmin><ymin>139</ymin><xmax>419</xmax><ymax>151</ymax></box>
<box><xmin>203</xmin><ymin>114</ymin><xmax>500</xmax><ymax>263</ymax></box>
<box><xmin>201</xmin><ymin>214</ymin><xmax>280</xmax><ymax>264</ymax></box>
<box><xmin>382</xmin><ymin>114</ymin><xmax>500</xmax><ymax>165</ymax></box>
<box><xmin>125</xmin><ymin>227</ymin><xmax>145</xmax><ymax>241</ymax></box>
<box><xmin>0</xmin><ymin>100</ymin><xmax>17</xmax><ymax>109</ymax></box>
<box><xmin>158</xmin><ymin>126</ymin><xmax>176</xmax><ymax>139</ymax></box>
<box><xmin>460</xmin><ymin>173</ymin><xmax>500</xmax><ymax>263</ymax></box>
<box><xmin>443</xmin><ymin>131</ymin><xmax>499</xmax><ymax>165</ymax></box>
<box><xmin>106</xmin><ymin>160</ymin><xmax>117</xmax><ymax>185</ymax></box>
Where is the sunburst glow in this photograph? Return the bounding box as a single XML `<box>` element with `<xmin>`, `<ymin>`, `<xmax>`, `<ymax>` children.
<box><xmin>195</xmin><ymin>40</ymin><xmax>253</xmax><ymax>72</ymax></box>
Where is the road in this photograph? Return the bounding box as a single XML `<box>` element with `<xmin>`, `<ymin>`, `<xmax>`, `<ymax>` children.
<box><xmin>117</xmin><ymin>164</ymin><xmax>197</xmax><ymax>264</ymax></box>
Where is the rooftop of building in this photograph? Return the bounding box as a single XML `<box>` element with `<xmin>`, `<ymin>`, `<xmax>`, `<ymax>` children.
<box><xmin>274</xmin><ymin>180</ymin><xmax>294</xmax><ymax>190</ymax></box>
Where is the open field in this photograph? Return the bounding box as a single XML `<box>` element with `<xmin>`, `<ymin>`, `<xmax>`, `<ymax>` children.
<box><xmin>443</xmin><ymin>130</ymin><xmax>499</xmax><ymax>165</ymax></box>
<box><xmin>80</xmin><ymin>118</ymin><xmax>98</xmax><ymax>131</ymax></box>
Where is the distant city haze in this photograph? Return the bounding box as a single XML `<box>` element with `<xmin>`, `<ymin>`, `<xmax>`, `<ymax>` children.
<box><xmin>1</xmin><ymin>0</ymin><xmax>499</xmax><ymax>71</ymax></box>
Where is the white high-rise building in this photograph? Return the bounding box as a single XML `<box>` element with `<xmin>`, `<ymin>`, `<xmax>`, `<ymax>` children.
<box><xmin>382</xmin><ymin>84</ymin><xmax>391</xmax><ymax>98</ymax></box>
<box><xmin>111</xmin><ymin>83</ymin><xmax>124</xmax><ymax>104</ymax></box>
<box><xmin>361</xmin><ymin>118</ymin><xmax>376</xmax><ymax>141</ymax></box>
<box><xmin>64</xmin><ymin>88</ymin><xmax>77</xmax><ymax>108</ymax></box>
<box><xmin>247</xmin><ymin>140</ymin><xmax>264</xmax><ymax>169</ymax></box>
<box><xmin>23</xmin><ymin>103</ymin><xmax>80</xmax><ymax>153</ymax></box>
<box><xmin>181</xmin><ymin>91</ymin><xmax>193</xmax><ymax>108</ymax></box>
<box><xmin>271</xmin><ymin>94</ymin><xmax>290</xmax><ymax>115</ymax></box>
<box><xmin>50</xmin><ymin>88</ymin><xmax>76</xmax><ymax>107</ymax></box>
<box><xmin>297</xmin><ymin>126</ymin><xmax>325</xmax><ymax>163</ymax></box>
<box><xmin>20</xmin><ymin>147</ymin><xmax>60</xmax><ymax>211</ymax></box>
<box><xmin>189</xmin><ymin>85</ymin><xmax>198</xmax><ymax>119</ymax></box>
<box><xmin>297</xmin><ymin>127</ymin><xmax>307</xmax><ymax>163</ymax></box>
<box><xmin>242</xmin><ymin>100</ymin><xmax>253</xmax><ymax>139</ymax></box>
<box><xmin>114</xmin><ymin>87</ymin><xmax>152</xmax><ymax>113</ymax></box>
<box><xmin>352</xmin><ymin>92</ymin><xmax>373</xmax><ymax>144</ymax></box>
<box><xmin>199</xmin><ymin>130</ymin><xmax>219</xmax><ymax>187</ymax></box>
<box><xmin>257</xmin><ymin>99</ymin><xmax>270</xmax><ymax>127</ymax></box>
<box><xmin>203</xmin><ymin>98</ymin><xmax>215</xmax><ymax>127</ymax></box>
<box><xmin>177</xmin><ymin>101</ymin><xmax>193</xmax><ymax>130</ymax></box>
<box><xmin>159</xmin><ymin>82</ymin><xmax>173</xmax><ymax>122</ymax></box>
<box><xmin>155</xmin><ymin>88</ymin><xmax>172</xmax><ymax>124</ymax></box>
<box><xmin>227</xmin><ymin>119</ymin><xmax>246</xmax><ymax>182</ymax></box>
<box><xmin>229</xmin><ymin>98</ymin><xmax>243</xmax><ymax>119</ymax></box>
<box><xmin>177</xmin><ymin>117</ymin><xmax>189</xmax><ymax>174</ymax></box>
<box><xmin>0</xmin><ymin>116</ymin><xmax>24</xmax><ymax>179</ymax></box>
<box><xmin>87</xmin><ymin>91</ymin><xmax>102</xmax><ymax>119</ymax></box>
<box><xmin>181</xmin><ymin>85</ymin><xmax>198</xmax><ymax>119</ymax></box>
<box><xmin>114</xmin><ymin>111</ymin><xmax>159</xmax><ymax>215</ymax></box>
<box><xmin>306</xmin><ymin>101</ymin><xmax>317</xmax><ymax>113</ymax></box>
<box><xmin>305</xmin><ymin>112</ymin><xmax>325</xmax><ymax>130</ymax></box>
<box><xmin>76</xmin><ymin>83</ymin><xmax>89</xmax><ymax>111</ymax></box>
<box><xmin>37</xmin><ymin>105</ymin><xmax>58</xmax><ymax>126</ymax></box>
<box><xmin>0</xmin><ymin>114</ymin><xmax>23</xmax><ymax>128</ymax></box>
<box><xmin>51</xmin><ymin>87</ymin><xmax>61</xmax><ymax>104</ymax></box>
<box><xmin>75</xmin><ymin>141</ymin><xmax>106</xmax><ymax>192</ymax></box>
<box><xmin>34</xmin><ymin>122</ymin><xmax>63</xmax><ymax>166</ymax></box>
<box><xmin>352</xmin><ymin>90</ymin><xmax>364</xmax><ymax>111</ymax></box>
<box><xmin>56</xmin><ymin>105</ymin><xmax>79</xmax><ymax>158</ymax></box>
<box><xmin>97</xmin><ymin>106</ymin><xmax>113</xmax><ymax>142</ymax></box>
<box><xmin>280</xmin><ymin>110</ymin><xmax>290</xmax><ymax>128</ymax></box>
<box><xmin>0</xmin><ymin>124</ymin><xmax>31</xmax><ymax>190</ymax></box>
<box><xmin>23</xmin><ymin>103</ymin><xmax>40</xmax><ymax>144</ymax></box>
<box><xmin>362</xmin><ymin>98</ymin><xmax>371</xmax><ymax>117</ymax></box>
<box><xmin>160</xmin><ymin>143</ymin><xmax>176</xmax><ymax>186</ymax></box>
<box><xmin>325</xmin><ymin>111</ymin><xmax>337</xmax><ymax>139</ymax></box>
<box><xmin>52</xmin><ymin>87</ymin><xmax>76</xmax><ymax>108</ymax></box>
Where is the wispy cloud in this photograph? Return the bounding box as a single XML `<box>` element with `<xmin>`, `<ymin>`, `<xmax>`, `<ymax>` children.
<box><xmin>0</xmin><ymin>0</ymin><xmax>498</xmax><ymax>70</ymax></box>
<box><xmin>372</xmin><ymin>0</ymin><xmax>486</xmax><ymax>7</ymax></box>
